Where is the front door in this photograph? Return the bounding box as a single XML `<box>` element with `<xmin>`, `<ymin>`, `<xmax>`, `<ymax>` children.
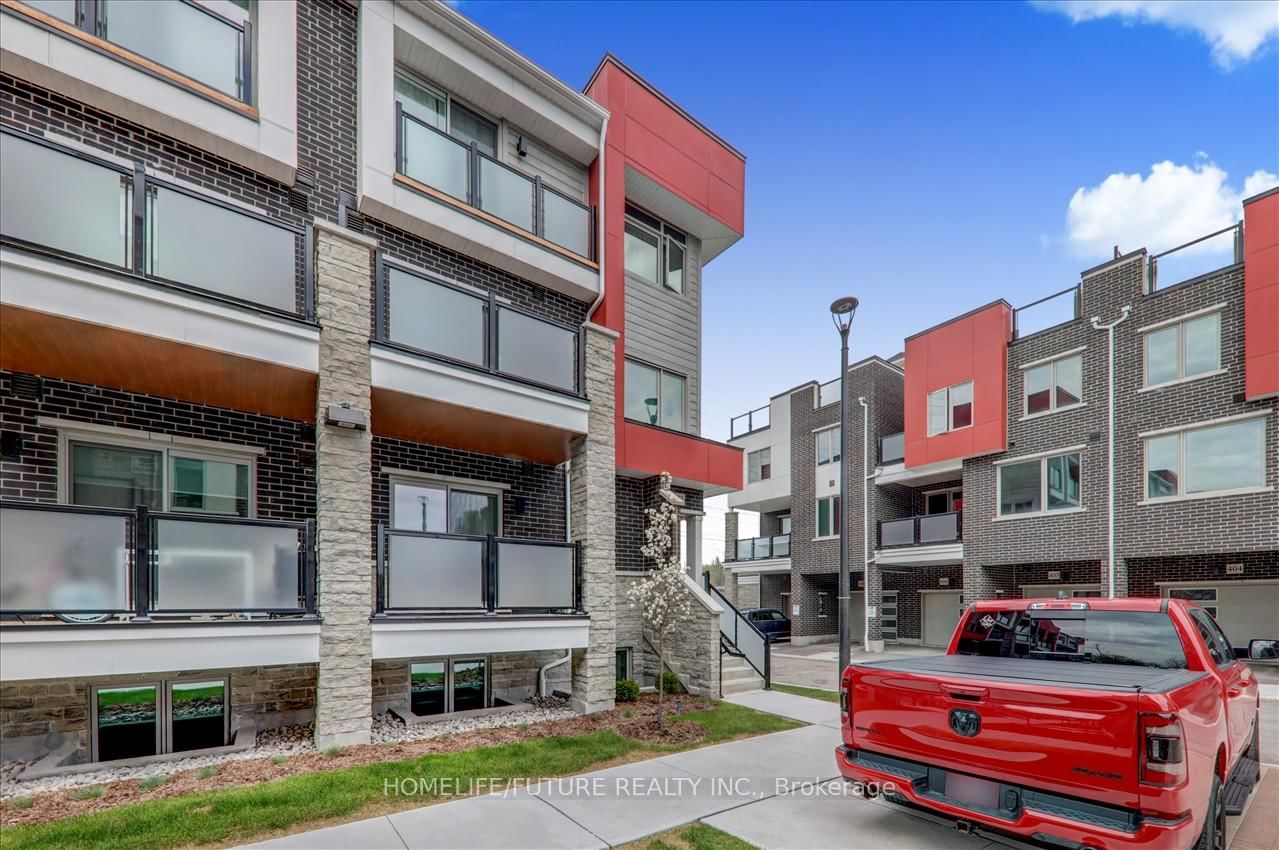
<box><xmin>923</xmin><ymin>591</ymin><xmax>963</xmax><ymax>647</ymax></box>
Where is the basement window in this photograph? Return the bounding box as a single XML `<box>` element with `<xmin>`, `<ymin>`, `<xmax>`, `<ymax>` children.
<box><xmin>92</xmin><ymin>677</ymin><xmax>229</xmax><ymax>763</ymax></box>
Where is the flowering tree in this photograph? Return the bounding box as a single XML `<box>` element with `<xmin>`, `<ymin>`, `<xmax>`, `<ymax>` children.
<box><xmin>627</xmin><ymin>472</ymin><xmax>692</xmax><ymax>728</ymax></box>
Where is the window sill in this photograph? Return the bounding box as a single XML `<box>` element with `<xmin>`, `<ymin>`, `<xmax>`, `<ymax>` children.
<box><xmin>1138</xmin><ymin>368</ymin><xmax>1229</xmax><ymax>393</ymax></box>
<box><xmin>927</xmin><ymin>423</ymin><xmax>973</xmax><ymax>438</ymax></box>
<box><xmin>812</xmin><ymin>535</ymin><xmax>840</xmax><ymax>542</ymax></box>
<box><xmin>992</xmin><ymin>507</ymin><xmax>1087</xmax><ymax>522</ymax></box>
<box><xmin>1138</xmin><ymin>486</ymin><xmax>1271</xmax><ymax>506</ymax></box>
<box><xmin>1019</xmin><ymin>402</ymin><xmax>1087</xmax><ymax>422</ymax></box>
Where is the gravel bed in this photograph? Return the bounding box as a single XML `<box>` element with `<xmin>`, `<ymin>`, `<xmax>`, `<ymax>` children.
<box><xmin>0</xmin><ymin>702</ymin><xmax>574</xmax><ymax>800</ymax></box>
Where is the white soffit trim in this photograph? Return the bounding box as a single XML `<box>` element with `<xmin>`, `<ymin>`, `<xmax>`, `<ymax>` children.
<box><xmin>874</xmin><ymin>458</ymin><xmax>964</xmax><ymax>486</ymax></box>
<box><xmin>372</xmin><ymin>618</ymin><xmax>590</xmax><ymax>658</ymax></box>
<box><xmin>0</xmin><ymin>249</ymin><xmax>319</xmax><ymax>372</ymax></box>
<box><xmin>0</xmin><ymin>624</ymin><xmax>321</xmax><ymax>681</ymax></box>
<box><xmin>874</xmin><ymin>543</ymin><xmax>964</xmax><ymax>567</ymax></box>
<box><xmin>371</xmin><ymin>346</ymin><xmax>589</xmax><ymax>434</ymax></box>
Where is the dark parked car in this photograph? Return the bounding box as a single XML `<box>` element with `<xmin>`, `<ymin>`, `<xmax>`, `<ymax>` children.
<box><xmin>746</xmin><ymin>608</ymin><xmax>790</xmax><ymax>641</ymax></box>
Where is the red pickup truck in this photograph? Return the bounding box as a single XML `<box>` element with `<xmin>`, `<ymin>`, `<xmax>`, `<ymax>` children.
<box><xmin>836</xmin><ymin>598</ymin><xmax>1263</xmax><ymax>850</ymax></box>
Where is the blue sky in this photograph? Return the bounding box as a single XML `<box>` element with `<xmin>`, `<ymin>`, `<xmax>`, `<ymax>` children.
<box><xmin>461</xmin><ymin>0</ymin><xmax>1278</xmax><ymax>446</ymax></box>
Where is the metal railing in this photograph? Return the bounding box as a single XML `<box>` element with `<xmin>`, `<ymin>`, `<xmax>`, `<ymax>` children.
<box><xmin>1148</xmin><ymin>222</ymin><xmax>1244</xmax><ymax>293</ymax></box>
<box><xmin>0</xmin><ymin>500</ymin><xmax>316</xmax><ymax>621</ymax></box>
<box><xmin>375</xmin><ymin>524</ymin><xmax>580</xmax><ymax>615</ymax></box>
<box><xmin>876</xmin><ymin>512</ymin><xmax>962</xmax><ymax>549</ymax></box>
<box><xmin>703</xmin><ymin>576</ymin><xmax>770</xmax><ymax>690</ymax></box>
<box><xmin>375</xmin><ymin>256</ymin><xmax>585</xmax><ymax>397</ymax></box>
<box><xmin>730</xmin><ymin>534</ymin><xmax>790</xmax><ymax>562</ymax></box>
<box><xmin>879</xmin><ymin>432</ymin><xmax>905</xmax><ymax>465</ymax></box>
<box><xmin>729</xmin><ymin>404</ymin><xmax>770</xmax><ymax>439</ymax></box>
<box><xmin>0</xmin><ymin>128</ymin><xmax>310</xmax><ymax>319</ymax></box>
<box><xmin>1012</xmin><ymin>285</ymin><xmax>1080</xmax><ymax>340</ymax></box>
<box><xmin>396</xmin><ymin>105</ymin><xmax>595</xmax><ymax>260</ymax></box>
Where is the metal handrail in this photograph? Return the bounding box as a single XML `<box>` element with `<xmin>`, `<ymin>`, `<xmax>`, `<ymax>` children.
<box><xmin>730</xmin><ymin>404</ymin><xmax>770</xmax><ymax>439</ymax></box>
<box><xmin>1012</xmin><ymin>285</ymin><xmax>1080</xmax><ymax>340</ymax></box>
<box><xmin>1148</xmin><ymin>222</ymin><xmax>1244</xmax><ymax>293</ymax></box>
<box><xmin>703</xmin><ymin>575</ymin><xmax>770</xmax><ymax>689</ymax></box>
<box><xmin>1151</xmin><ymin>222</ymin><xmax>1243</xmax><ymax>259</ymax></box>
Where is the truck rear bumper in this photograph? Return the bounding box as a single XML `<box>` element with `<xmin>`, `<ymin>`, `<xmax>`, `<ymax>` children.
<box><xmin>836</xmin><ymin>746</ymin><xmax>1194</xmax><ymax>850</ymax></box>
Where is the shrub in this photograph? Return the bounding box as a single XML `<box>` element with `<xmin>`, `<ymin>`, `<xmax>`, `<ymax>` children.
<box><xmin>10</xmin><ymin>796</ymin><xmax>33</xmax><ymax>810</ymax></box>
<box><xmin>72</xmin><ymin>785</ymin><xmax>103</xmax><ymax>801</ymax></box>
<box><xmin>197</xmin><ymin>766</ymin><xmax>217</xmax><ymax>780</ymax></box>
<box><xmin>139</xmin><ymin>775</ymin><xmax>165</xmax><ymax>791</ymax></box>
<box><xmin>615</xmin><ymin>678</ymin><xmax>640</xmax><ymax>702</ymax></box>
<box><xmin>272</xmin><ymin>755</ymin><xmax>287</xmax><ymax>765</ymax></box>
<box><xmin>660</xmin><ymin>671</ymin><xmax>682</xmax><ymax>695</ymax></box>
<box><xmin>323</xmin><ymin>746</ymin><xmax>343</xmax><ymax>758</ymax></box>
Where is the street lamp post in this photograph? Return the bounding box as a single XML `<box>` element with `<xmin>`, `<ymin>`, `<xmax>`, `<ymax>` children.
<box><xmin>830</xmin><ymin>296</ymin><xmax>859</xmax><ymax>676</ymax></box>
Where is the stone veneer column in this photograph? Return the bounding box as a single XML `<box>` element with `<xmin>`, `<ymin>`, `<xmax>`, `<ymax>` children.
<box><xmin>312</xmin><ymin>219</ymin><xmax>378</xmax><ymax>748</ymax></box>
<box><xmin>569</xmin><ymin>323</ymin><xmax>618</xmax><ymax>713</ymax></box>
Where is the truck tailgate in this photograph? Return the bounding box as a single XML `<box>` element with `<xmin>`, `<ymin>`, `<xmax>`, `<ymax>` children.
<box><xmin>848</xmin><ymin>656</ymin><xmax>1205</xmax><ymax>808</ymax></box>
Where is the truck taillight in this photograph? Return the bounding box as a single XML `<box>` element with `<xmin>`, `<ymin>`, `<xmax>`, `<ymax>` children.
<box><xmin>1139</xmin><ymin>713</ymin><xmax>1185</xmax><ymax>787</ymax></box>
<box><xmin>840</xmin><ymin>671</ymin><xmax>852</xmax><ymax>719</ymax></box>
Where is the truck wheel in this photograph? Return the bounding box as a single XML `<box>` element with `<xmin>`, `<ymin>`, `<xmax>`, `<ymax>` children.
<box><xmin>1192</xmin><ymin>776</ymin><xmax>1225</xmax><ymax>850</ymax></box>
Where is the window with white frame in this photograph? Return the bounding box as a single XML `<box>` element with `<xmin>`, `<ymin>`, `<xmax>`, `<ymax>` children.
<box><xmin>816</xmin><ymin>426</ymin><xmax>841</xmax><ymax>465</ymax></box>
<box><xmin>816</xmin><ymin>495</ymin><xmax>841</xmax><ymax>537</ymax></box>
<box><xmin>998</xmin><ymin>451</ymin><xmax>1081</xmax><ymax>517</ymax></box>
<box><xmin>1144</xmin><ymin>417</ymin><xmax>1265</xmax><ymax>500</ymax></box>
<box><xmin>624</xmin><ymin>359</ymin><xmax>686</xmax><ymax>430</ymax></box>
<box><xmin>747</xmin><ymin>447</ymin><xmax>771</xmax><ymax>483</ymax></box>
<box><xmin>623</xmin><ymin>206</ymin><xmax>686</xmax><ymax>294</ymax></box>
<box><xmin>927</xmin><ymin>381</ymin><xmax>973</xmax><ymax>436</ymax></box>
<box><xmin>65</xmin><ymin>437</ymin><xmax>253</xmax><ymax>517</ymax></box>
<box><xmin>391</xmin><ymin>479</ymin><xmax>501</xmax><ymax>536</ymax></box>
<box><xmin>1024</xmin><ymin>353</ymin><xmax>1082</xmax><ymax>415</ymax></box>
<box><xmin>395</xmin><ymin>72</ymin><xmax>498</xmax><ymax>156</ymax></box>
<box><xmin>1143</xmin><ymin>311</ymin><xmax>1221</xmax><ymax>388</ymax></box>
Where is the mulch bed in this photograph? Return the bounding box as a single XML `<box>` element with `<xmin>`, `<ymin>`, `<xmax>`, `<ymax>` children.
<box><xmin>1</xmin><ymin>695</ymin><xmax>710</xmax><ymax>828</ymax></box>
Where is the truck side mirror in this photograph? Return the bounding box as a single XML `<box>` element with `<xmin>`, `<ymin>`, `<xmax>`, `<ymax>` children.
<box><xmin>1249</xmin><ymin>639</ymin><xmax>1279</xmax><ymax>660</ymax></box>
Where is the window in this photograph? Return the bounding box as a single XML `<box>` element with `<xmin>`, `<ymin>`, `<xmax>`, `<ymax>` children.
<box><xmin>747</xmin><ymin>448</ymin><xmax>771</xmax><ymax>483</ymax></box>
<box><xmin>615</xmin><ymin>648</ymin><xmax>632</xmax><ymax>681</ymax></box>
<box><xmin>779</xmin><ymin>515</ymin><xmax>792</xmax><ymax>535</ymax></box>
<box><xmin>816</xmin><ymin>426</ymin><xmax>841</xmax><ymax>465</ymax></box>
<box><xmin>623</xmin><ymin>207</ymin><xmax>686</xmax><ymax>294</ymax></box>
<box><xmin>1144</xmin><ymin>312</ymin><xmax>1221</xmax><ymax>387</ymax></box>
<box><xmin>1187</xmin><ymin>608</ymin><xmax>1232</xmax><ymax>666</ymax></box>
<box><xmin>955</xmin><ymin>610</ymin><xmax>1187</xmax><ymax>669</ymax></box>
<box><xmin>395</xmin><ymin>72</ymin><xmax>497</xmax><ymax>156</ymax></box>
<box><xmin>391</xmin><ymin>480</ymin><xmax>501</xmax><ymax>536</ymax></box>
<box><xmin>1144</xmin><ymin>417</ymin><xmax>1266</xmax><ymax>500</ymax></box>
<box><xmin>998</xmin><ymin>451</ymin><xmax>1081</xmax><ymax>517</ymax></box>
<box><xmin>1024</xmin><ymin>353</ymin><xmax>1083</xmax><ymax>415</ymax></box>
<box><xmin>624</xmin><ymin>359</ymin><xmax>685</xmax><ymax>430</ymax></box>
<box><xmin>92</xmin><ymin>677</ymin><xmax>229</xmax><ymax>763</ymax></box>
<box><xmin>816</xmin><ymin>495</ymin><xmax>841</xmax><ymax>538</ymax></box>
<box><xmin>924</xmin><ymin>488</ymin><xmax>962</xmax><ymax>515</ymax></box>
<box><xmin>410</xmin><ymin>657</ymin><xmax>491</xmax><ymax>717</ymax></box>
<box><xmin>927</xmin><ymin>381</ymin><xmax>973</xmax><ymax>435</ymax></box>
<box><xmin>66</xmin><ymin>438</ymin><xmax>253</xmax><ymax>517</ymax></box>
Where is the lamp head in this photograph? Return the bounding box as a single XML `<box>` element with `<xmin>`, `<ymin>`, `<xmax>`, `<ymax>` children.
<box><xmin>830</xmin><ymin>295</ymin><xmax>859</xmax><ymax>335</ymax></box>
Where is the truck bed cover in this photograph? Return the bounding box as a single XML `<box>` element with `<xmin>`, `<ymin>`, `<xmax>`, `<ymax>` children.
<box><xmin>853</xmin><ymin>654</ymin><xmax>1206</xmax><ymax>693</ymax></box>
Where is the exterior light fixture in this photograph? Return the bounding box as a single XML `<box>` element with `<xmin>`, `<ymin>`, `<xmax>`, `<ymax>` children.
<box><xmin>830</xmin><ymin>296</ymin><xmax>859</xmax><ymax>676</ymax></box>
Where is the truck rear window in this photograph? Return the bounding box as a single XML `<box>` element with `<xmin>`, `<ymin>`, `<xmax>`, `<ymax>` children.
<box><xmin>955</xmin><ymin>609</ymin><xmax>1188</xmax><ymax>669</ymax></box>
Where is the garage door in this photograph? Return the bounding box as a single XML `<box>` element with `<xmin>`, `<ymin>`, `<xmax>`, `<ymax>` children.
<box><xmin>1164</xmin><ymin>583</ymin><xmax>1279</xmax><ymax>646</ymax></box>
<box><xmin>923</xmin><ymin>591</ymin><xmax>963</xmax><ymax>647</ymax></box>
<box><xmin>1023</xmin><ymin>585</ymin><xmax>1102</xmax><ymax>600</ymax></box>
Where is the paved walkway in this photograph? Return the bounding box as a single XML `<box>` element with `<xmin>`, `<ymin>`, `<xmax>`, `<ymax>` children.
<box><xmin>243</xmin><ymin>689</ymin><xmax>1276</xmax><ymax>850</ymax></box>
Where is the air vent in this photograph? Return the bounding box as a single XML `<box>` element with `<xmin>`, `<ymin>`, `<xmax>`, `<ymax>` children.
<box><xmin>9</xmin><ymin>373</ymin><xmax>42</xmax><ymax>399</ymax></box>
<box><xmin>288</xmin><ymin>187</ymin><xmax>309</xmax><ymax>213</ymax></box>
<box><xmin>1088</xmin><ymin>431</ymin><xmax>1102</xmax><ymax>443</ymax></box>
<box><xmin>1233</xmin><ymin>392</ymin><xmax>1247</xmax><ymax>404</ymax></box>
<box><xmin>289</xmin><ymin>166</ymin><xmax>317</xmax><ymax>213</ymax></box>
<box><xmin>295</xmin><ymin>167</ymin><xmax>317</xmax><ymax>190</ymax></box>
<box><xmin>337</xmin><ymin>191</ymin><xmax>364</xmax><ymax>233</ymax></box>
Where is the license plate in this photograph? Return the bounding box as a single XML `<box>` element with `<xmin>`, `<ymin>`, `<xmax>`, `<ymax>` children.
<box><xmin>945</xmin><ymin>773</ymin><xmax>1000</xmax><ymax>809</ymax></box>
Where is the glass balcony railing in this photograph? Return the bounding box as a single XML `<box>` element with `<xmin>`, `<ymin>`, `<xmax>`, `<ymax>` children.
<box><xmin>876</xmin><ymin>513</ymin><xmax>962</xmax><ymax>549</ymax></box>
<box><xmin>395</xmin><ymin>105</ymin><xmax>595</xmax><ymax>261</ymax></box>
<box><xmin>731</xmin><ymin>534</ymin><xmax>791</xmax><ymax>562</ymax></box>
<box><xmin>0</xmin><ymin>130</ymin><xmax>309</xmax><ymax>317</ymax></box>
<box><xmin>0</xmin><ymin>501</ymin><xmax>315</xmax><ymax>621</ymax></box>
<box><xmin>879</xmin><ymin>432</ymin><xmax>905</xmax><ymax>465</ymax></box>
<box><xmin>14</xmin><ymin>0</ymin><xmax>252</xmax><ymax>103</ymax></box>
<box><xmin>729</xmin><ymin>404</ymin><xmax>769</xmax><ymax>439</ymax></box>
<box><xmin>377</xmin><ymin>260</ymin><xmax>584</xmax><ymax>396</ymax></box>
<box><xmin>376</xmin><ymin>525</ymin><xmax>579</xmax><ymax>614</ymax></box>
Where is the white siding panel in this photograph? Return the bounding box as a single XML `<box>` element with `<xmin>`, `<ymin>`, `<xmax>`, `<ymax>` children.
<box><xmin>504</xmin><ymin>123</ymin><xmax>588</xmax><ymax>202</ymax></box>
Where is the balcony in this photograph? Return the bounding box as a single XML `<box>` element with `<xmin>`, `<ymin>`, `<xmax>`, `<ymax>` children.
<box><xmin>730</xmin><ymin>534</ymin><xmax>790</xmax><ymax>563</ymax></box>
<box><xmin>730</xmin><ymin>405</ymin><xmax>770</xmax><ymax>439</ymax></box>
<box><xmin>879</xmin><ymin>432</ymin><xmax>905</xmax><ymax>465</ymax></box>
<box><xmin>1147</xmin><ymin>222</ymin><xmax>1244</xmax><ymax>293</ymax></box>
<box><xmin>0</xmin><ymin>129</ymin><xmax>318</xmax><ymax>420</ymax></box>
<box><xmin>874</xmin><ymin>513</ymin><xmax>963</xmax><ymax>567</ymax></box>
<box><xmin>0</xmin><ymin>500</ymin><xmax>319</xmax><ymax>680</ymax></box>
<box><xmin>370</xmin><ymin>258</ymin><xmax>589</xmax><ymax>465</ymax></box>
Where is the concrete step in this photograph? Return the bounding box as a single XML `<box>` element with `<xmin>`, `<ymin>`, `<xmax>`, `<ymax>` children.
<box><xmin>721</xmin><ymin>675</ymin><xmax>765</xmax><ymax>695</ymax></box>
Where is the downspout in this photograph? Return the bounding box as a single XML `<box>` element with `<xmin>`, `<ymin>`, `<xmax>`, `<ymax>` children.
<box><xmin>539</xmin><ymin>650</ymin><xmax>572</xmax><ymax>699</ymax></box>
<box><xmin>586</xmin><ymin>115</ymin><xmax>609</xmax><ymax>320</ymax></box>
<box><xmin>1091</xmin><ymin>306</ymin><xmax>1131</xmax><ymax>598</ymax></box>
<box><xmin>858</xmin><ymin>397</ymin><xmax>871</xmax><ymax>650</ymax></box>
<box><xmin>562</xmin><ymin>459</ymin><xmax>571</xmax><ymax>543</ymax></box>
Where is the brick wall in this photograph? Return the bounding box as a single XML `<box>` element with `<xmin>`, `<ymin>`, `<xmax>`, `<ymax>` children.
<box><xmin>882</xmin><ymin>565</ymin><xmax>963</xmax><ymax>642</ymax></box>
<box><xmin>295</xmin><ymin>0</ymin><xmax>358</xmax><ymax>221</ymax></box>
<box><xmin>615</xmin><ymin>475</ymin><xmax>703</xmax><ymax>572</ymax></box>
<box><xmin>1127</xmin><ymin>553</ymin><xmax>1279</xmax><ymax>598</ymax></box>
<box><xmin>0</xmin><ymin>371</ymin><xmax>316</xmax><ymax>521</ymax></box>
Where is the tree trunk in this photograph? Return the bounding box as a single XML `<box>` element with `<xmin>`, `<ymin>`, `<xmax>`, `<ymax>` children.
<box><xmin>656</xmin><ymin>629</ymin><xmax>665</xmax><ymax>729</ymax></box>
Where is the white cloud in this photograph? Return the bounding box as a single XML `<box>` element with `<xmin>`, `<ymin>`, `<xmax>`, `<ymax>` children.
<box><xmin>1065</xmin><ymin>160</ymin><xmax>1278</xmax><ymax>258</ymax></box>
<box><xmin>1032</xmin><ymin>1</ymin><xmax>1279</xmax><ymax>68</ymax></box>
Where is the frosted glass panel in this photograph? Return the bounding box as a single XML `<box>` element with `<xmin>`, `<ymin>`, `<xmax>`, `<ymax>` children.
<box><xmin>387</xmin><ymin>268</ymin><xmax>486</xmax><ymax>365</ymax></box>
<box><xmin>387</xmin><ymin>534</ymin><xmax>483</xmax><ymax>609</ymax></box>
<box><xmin>478</xmin><ymin>158</ymin><xmax>533</xmax><ymax>231</ymax></box>
<box><xmin>497</xmin><ymin>308</ymin><xmax>576</xmax><ymax>392</ymax></box>
<box><xmin>919</xmin><ymin>513</ymin><xmax>959</xmax><ymax>544</ymax></box>
<box><xmin>103</xmin><ymin>0</ymin><xmax>242</xmax><ymax>98</ymax></box>
<box><xmin>23</xmin><ymin>0</ymin><xmax>76</xmax><ymax>22</ymax></box>
<box><xmin>149</xmin><ymin>186</ymin><xmax>296</xmax><ymax>312</ymax></box>
<box><xmin>0</xmin><ymin>508</ymin><xmax>130</xmax><ymax>612</ymax></box>
<box><xmin>0</xmin><ymin>134</ymin><xmax>128</xmax><ymax>267</ymax></box>
<box><xmin>152</xmin><ymin>519</ymin><xmax>299</xmax><ymax>610</ymax></box>
<box><xmin>879</xmin><ymin>518</ymin><xmax>915</xmax><ymax>547</ymax></box>
<box><xmin>402</xmin><ymin>119</ymin><xmax>468</xmax><ymax>200</ymax></box>
<box><xmin>497</xmin><ymin>542</ymin><xmax>573</xmax><ymax>608</ymax></box>
<box><xmin>542</xmin><ymin>190</ymin><xmax>590</xmax><ymax>257</ymax></box>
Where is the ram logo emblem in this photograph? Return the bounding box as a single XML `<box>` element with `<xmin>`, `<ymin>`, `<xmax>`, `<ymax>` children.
<box><xmin>950</xmin><ymin>708</ymin><xmax>981</xmax><ymax>737</ymax></box>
